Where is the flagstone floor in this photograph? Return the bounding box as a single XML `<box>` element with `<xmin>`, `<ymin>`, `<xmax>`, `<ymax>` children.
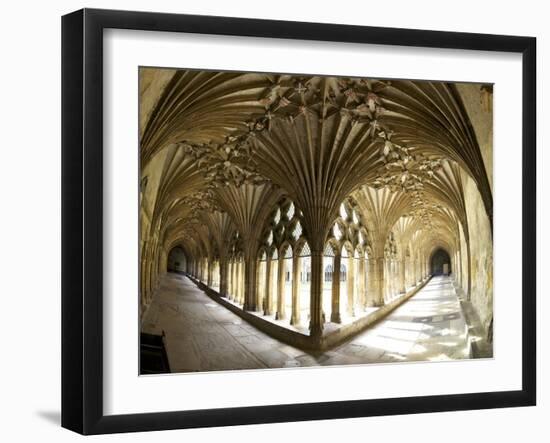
<box><xmin>141</xmin><ymin>274</ymin><xmax>470</xmax><ymax>373</ymax></box>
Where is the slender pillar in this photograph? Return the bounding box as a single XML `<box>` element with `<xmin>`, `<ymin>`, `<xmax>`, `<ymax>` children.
<box><xmin>384</xmin><ymin>258</ymin><xmax>391</xmax><ymax>302</ymax></box>
<box><xmin>207</xmin><ymin>260</ymin><xmax>213</xmax><ymax>287</ymax></box>
<box><xmin>366</xmin><ymin>258</ymin><xmax>375</xmax><ymax>306</ymax></box>
<box><xmin>229</xmin><ymin>261</ymin><xmax>234</xmax><ymax>300</ymax></box>
<box><xmin>232</xmin><ymin>260</ymin><xmax>238</xmax><ymax>299</ymax></box>
<box><xmin>331</xmin><ymin>254</ymin><xmax>342</xmax><ymax>323</ymax></box>
<box><xmin>264</xmin><ymin>257</ymin><xmax>273</xmax><ymax>315</ymax></box>
<box><xmin>390</xmin><ymin>259</ymin><xmax>396</xmax><ymax>298</ymax></box>
<box><xmin>291</xmin><ymin>255</ymin><xmax>301</xmax><ymax>325</ymax></box>
<box><xmin>309</xmin><ymin>250</ymin><xmax>324</xmax><ymax>337</ymax></box>
<box><xmin>357</xmin><ymin>257</ymin><xmax>366</xmax><ymax>311</ymax></box>
<box><xmin>234</xmin><ymin>261</ymin><xmax>239</xmax><ymax>301</ymax></box>
<box><xmin>276</xmin><ymin>257</ymin><xmax>285</xmax><ymax>320</ymax></box>
<box><xmin>398</xmin><ymin>257</ymin><xmax>406</xmax><ymax>293</ymax></box>
<box><xmin>347</xmin><ymin>256</ymin><xmax>355</xmax><ymax>316</ymax></box>
<box><xmin>426</xmin><ymin>254</ymin><xmax>429</xmax><ymax>277</ymax></box>
<box><xmin>371</xmin><ymin>257</ymin><xmax>385</xmax><ymax>306</ymax></box>
<box><xmin>256</xmin><ymin>260</ymin><xmax>265</xmax><ymax>311</ymax></box>
<box><xmin>456</xmin><ymin>250</ymin><xmax>462</xmax><ymax>285</ymax></box>
<box><xmin>236</xmin><ymin>260</ymin><xmax>242</xmax><ymax>303</ymax></box>
<box><xmin>243</xmin><ymin>256</ymin><xmax>257</xmax><ymax>311</ymax></box>
<box><xmin>407</xmin><ymin>255</ymin><xmax>413</xmax><ymax>287</ymax></box>
<box><xmin>220</xmin><ymin>258</ymin><xmax>228</xmax><ymax>296</ymax></box>
<box><xmin>230</xmin><ymin>261</ymin><xmax>236</xmax><ymax>301</ymax></box>
<box><xmin>239</xmin><ymin>260</ymin><xmax>245</xmax><ymax>304</ymax></box>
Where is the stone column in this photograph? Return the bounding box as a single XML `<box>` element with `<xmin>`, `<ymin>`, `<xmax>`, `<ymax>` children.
<box><xmin>239</xmin><ymin>260</ymin><xmax>246</xmax><ymax>304</ymax></box>
<box><xmin>392</xmin><ymin>259</ymin><xmax>397</xmax><ymax>296</ymax></box>
<box><xmin>357</xmin><ymin>257</ymin><xmax>366</xmax><ymax>311</ymax></box>
<box><xmin>347</xmin><ymin>256</ymin><xmax>355</xmax><ymax>317</ymax></box>
<box><xmin>398</xmin><ymin>257</ymin><xmax>406</xmax><ymax>293</ymax></box>
<box><xmin>422</xmin><ymin>257</ymin><xmax>429</xmax><ymax>280</ymax></box>
<box><xmin>390</xmin><ymin>259</ymin><xmax>396</xmax><ymax>299</ymax></box>
<box><xmin>243</xmin><ymin>255</ymin><xmax>258</xmax><ymax>311</ymax></box>
<box><xmin>410</xmin><ymin>257</ymin><xmax>414</xmax><ymax>285</ymax></box>
<box><xmin>456</xmin><ymin>250</ymin><xmax>461</xmax><ymax>285</ymax></box>
<box><xmin>233</xmin><ymin>261</ymin><xmax>238</xmax><ymax>300</ymax></box>
<box><xmin>391</xmin><ymin>259</ymin><xmax>396</xmax><ymax>298</ymax></box>
<box><xmin>264</xmin><ymin>257</ymin><xmax>273</xmax><ymax>315</ymax></box>
<box><xmin>232</xmin><ymin>260</ymin><xmax>238</xmax><ymax>299</ymax></box>
<box><xmin>259</xmin><ymin>261</ymin><xmax>267</xmax><ymax>309</ymax></box>
<box><xmin>207</xmin><ymin>260</ymin><xmax>213</xmax><ymax>287</ymax></box>
<box><xmin>308</xmin><ymin>250</ymin><xmax>324</xmax><ymax>338</ymax></box>
<box><xmin>291</xmin><ymin>255</ymin><xmax>301</xmax><ymax>325</ymax></box>
<box><xmin>366</xmin><ymin>258</ymin><xmax>375</xmax><ymax>306</ymax></box>
<box><xmin>367</xmin><ymin>257</ymin><xmax>385</xmax><ymax>307</ymax></box>
<box><xmin>235</xmin><ymin>260</ymin><xmax>241</xmax><ymax>302</ymax></box>
<box><xmin>159</xmin><ymin>248</ymin><xmax>167</xmax><ymax>276</ymax></box>
<box><xmin>458</xmin><ymin>251</ymin><xmax>460</xmax><ymax>284</ymax></box>
<box><xmin>220</xmin><ymin>258</ymin><xmax>228</xmax><ymax>297</ymax></box>
<box><xmin>384</xmin><ymin>259</ymin><xmax>391</xmax><ymax>302</ymax></box>
<box><xmin>228</xmin><ymin>261</ymin><xmax>234</xmax><ymax>300</ymax></box>
<box><xmin>276</xmin><ymin>258</ymin><xmax>285</xmax><ymax>320</ymax></box>
<box><xmin>331</xmin><ymin>254</ymin><xmax>342</xmax><ymax>323</ymax></box>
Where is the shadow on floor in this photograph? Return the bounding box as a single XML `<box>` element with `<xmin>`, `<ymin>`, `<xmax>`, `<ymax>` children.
<box><xmin>35</xmin><ymin>410</ymin><xmax>61</xmax><ymax>426</ymax></box>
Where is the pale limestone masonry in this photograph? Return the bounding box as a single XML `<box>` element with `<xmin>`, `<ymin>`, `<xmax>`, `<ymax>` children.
<box><xmin>139</xmin><ymin>69</ymin><xmax>494</xmax><ymax>367</ymax></box>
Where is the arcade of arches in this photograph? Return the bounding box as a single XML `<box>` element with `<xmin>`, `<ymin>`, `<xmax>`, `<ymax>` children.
<box><xmin>139</xmin><ymin>68</ymin><xmax>493</xmax><ymax>372</ymax></box>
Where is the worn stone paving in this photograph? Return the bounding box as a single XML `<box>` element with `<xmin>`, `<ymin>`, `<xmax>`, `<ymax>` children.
<box><xmin>141</xmin><ymin>274</ymin><xmax>470</xmax><ymax>373</ymax></box>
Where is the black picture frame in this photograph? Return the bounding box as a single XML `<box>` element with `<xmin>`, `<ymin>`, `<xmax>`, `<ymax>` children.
<box><xmin>61</xmin><ymin>8</ymin><xmax>537</xmax><ymax>435</ymax></box>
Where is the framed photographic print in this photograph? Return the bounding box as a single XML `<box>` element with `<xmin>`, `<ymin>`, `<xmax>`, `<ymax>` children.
<box><xmin>61</xmin><ymin>8</ymin><xmax>536</xmax><ymax>435</ymax></box>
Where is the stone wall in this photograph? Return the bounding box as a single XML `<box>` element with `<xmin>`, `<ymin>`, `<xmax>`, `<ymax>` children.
<box><xmin>456</xmin><ymin>82</ymin><xmax>493</xmax><ymax>337</ymax></box>
<box><xmin>461</xmin><ymin>171</ymin><xmax>493</xmax><ymax>335</ymax></box>
<box><xmin>456</xmin><ymin>82</ymin><xmax>493</xmax><ymax>191</ymax></box>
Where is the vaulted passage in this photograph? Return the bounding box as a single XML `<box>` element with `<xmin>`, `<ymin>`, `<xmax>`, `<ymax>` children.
<box><xmin>139</xmin><ymin>68</ymin><xmax>494</xmax><ymax>372</ymax></box>
<box><xmin>431</xmin><ymin>248</ymin><xmax>451</xmax><ymax>275</ymax></box>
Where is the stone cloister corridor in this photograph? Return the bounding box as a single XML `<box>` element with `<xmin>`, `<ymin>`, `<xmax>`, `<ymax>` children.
<box><xmin>142</xmin><ymin>274</ymin><xmax>470</xmax><ymax>372</ymax></box>
<box><xmin>139</xmin><ymin>68</ymin><xmax>494</xmax><ymax>373</ymax></box>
